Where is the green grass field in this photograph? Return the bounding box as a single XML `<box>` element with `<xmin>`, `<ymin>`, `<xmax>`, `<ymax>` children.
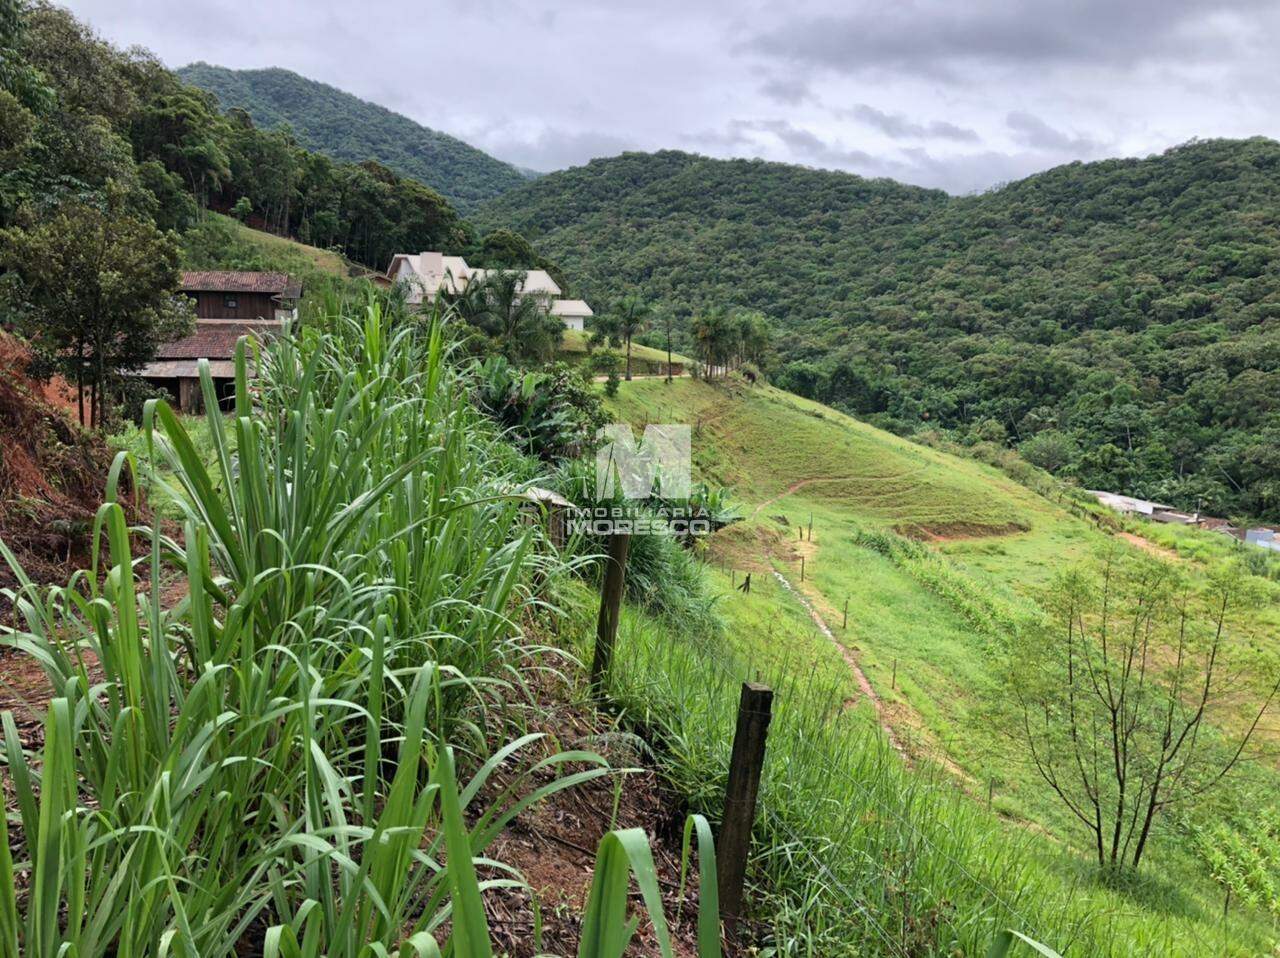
<box><xmin>602</xmin><ymin>374</ymin><xmax>1280</xmax><ymax>953</ymax></box>
<box><xmin>558</xmin><ymin>328</ymin><xmax>693</xmax><ymax>375</ymax></box>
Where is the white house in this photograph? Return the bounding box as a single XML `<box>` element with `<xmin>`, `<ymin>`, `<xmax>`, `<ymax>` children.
<box><xmin>1246</xmin><ymin>529</ymin><xmax>1280</xmax><ymax>552</ymax></box>
<box><xmin>385</xmin><ymin>252</ymin><xmax>473</xmax><ymax>304</ymax></box>
<box><xmin>1088</xmin><ymin>491</ymin><xmax>1175</xmax><ymax>517</ymax></box>
<box><xmin>385</xmin><ymin>251</ymin><xmax>588</xmax><ymax>329</ymax></box>
<box><xmin>551</xmin><ymin>299</ymin><xmax>594</xmax><ymax>332</ymax></box>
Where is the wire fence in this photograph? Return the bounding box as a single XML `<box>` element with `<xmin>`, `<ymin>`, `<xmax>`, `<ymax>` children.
<box><xmin>603</xmin><ymin>561</ymin><xmax>1053</xmax><ymax>957</ymax></box>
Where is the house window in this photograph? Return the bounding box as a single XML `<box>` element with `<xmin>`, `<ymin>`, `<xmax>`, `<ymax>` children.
<box><xmin>223</xmin><ymin>294</ymin><xmax>238</xmax><ymax>310</ymax></box>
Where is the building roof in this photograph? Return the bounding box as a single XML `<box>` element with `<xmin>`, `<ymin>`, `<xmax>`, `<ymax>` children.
<box><xmin>1088</xmin><ymin>491</ymin><xmax>1175</xmax><ymax>515</ymax></box>
<box><xmin>138</xmin><ymin>359</ymin><xmax>238</xmax><ymax>379</ymax></box>
<box><xmin>181</xmin><ymin>271</ymin><xmax>302</xmax><ymax>299</ymax></box>
<box><xmin>387</xmin><ymin>253</ymin><xmax>471</xmax><ymax>295</ymax></box>
<box><xmin>154</xmin><ymin>321</ymin><xmax>282</xmax><ymax>361</ymax></box>
<box><xmin>550</xmin><ymin>299</ymin><xmax>593</xmax><ymax>317</ymax></box>
<box><xmin>470</xmin><ymin>267</ymin><xmax>561</xmax><ymax>297</ymax></box>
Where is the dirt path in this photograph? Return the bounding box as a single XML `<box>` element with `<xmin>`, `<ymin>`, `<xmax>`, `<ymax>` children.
<box><xmin>770</xmin><ymin>568</ymin><xmax>908</xmax><ymax>761</ymax></box>
<box><xmin>1118</xmin><ymin>531</ymin><xmax>1179</xmax><ymax>561</ymax></box>
<box><xmin>592</xmin><ymin>370</ymin><xmax>689</xmax><ymax>383</ymax></box>
<box><xmin>749</xmin><ymin>477</ymin><xmax>859</xmax><ymax>520</ymax></box>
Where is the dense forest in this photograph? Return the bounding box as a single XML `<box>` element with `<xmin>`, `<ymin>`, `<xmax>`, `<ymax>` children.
<box><xmin>178</xmin><ymin>63</ymin><xmax>534</xmax><ymax>212</ymax></box>
<box><xmin>475</xmin><ymin>146</ymin><xmax>1280</xmax><ymax>522</ymax></box>
<box><xmin>0</xmin><ymin>2</ymin><xmax>476</xmax><ymax>272</ymax></box>
<box><xmin>0</xmin><ymin>0</ymin><xmax>570</xmax><ymax>426</ymax></box>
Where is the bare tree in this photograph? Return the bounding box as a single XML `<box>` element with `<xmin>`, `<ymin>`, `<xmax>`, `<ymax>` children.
<box><xmin>1013</xmin><ymin>551</ymin><xmax>1279</xmax><ymax>872</ymax></box>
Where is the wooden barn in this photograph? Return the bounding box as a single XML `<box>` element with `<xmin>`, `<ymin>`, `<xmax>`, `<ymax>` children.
<box><xmin>139</xmin><ymin>271</ymin><xmax>301</xmax><ymax>412</ymax></box>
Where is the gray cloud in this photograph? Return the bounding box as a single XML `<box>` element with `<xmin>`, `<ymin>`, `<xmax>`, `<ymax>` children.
<box><xmin>743</xmin><ymin>0</ymin><xmax>1273</xmax><ymax>77</ymax></box>
<box><xmin>1006</xmin><ymin>111</ymin><xmax>1104</xmax><ymax>154</ymax></box>
<box><xmin>706</xmin><ymin>119</ymin><xmax>877</xmax><ymax>169</ymax></box>
<box><xmin>475</xmin><ymin>127</ymin><xmax>638</xmax><ymax>174</ymax></box>
<box><xmin>758</xmin><ymin>76</ymin><xmax>814</xmax><ymax>106</ymax></box>
<box><xmin>845</xmin><ymin>104</ymin><xmax>979</xmax><ymax>142</ymax></box>
<box><xmin>59</xmin><ymin>0</ymin><xmax>1280</xmax><ymax>197</ymax></box>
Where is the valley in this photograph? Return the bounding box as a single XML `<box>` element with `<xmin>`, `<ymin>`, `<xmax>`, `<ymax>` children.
<box><xmin>603</xmin><ymin>375</ymin><xmax>1280</xmax><ymax>954</ymax></box>
<box><xmin>2</xmin><ymin>3</ymin><xmax>1279</xmax><ymax>954</ymax></box>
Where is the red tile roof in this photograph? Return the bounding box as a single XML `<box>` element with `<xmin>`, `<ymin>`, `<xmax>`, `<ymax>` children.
<box><xmin>180</xmin><ymin>271</ymin><xmax>302</xmax><ymax>298</ymax></box>
<box><xmin>155</xmin><ymin>321</ymin><xmax>282</xmax><ymax>361</ymax></box>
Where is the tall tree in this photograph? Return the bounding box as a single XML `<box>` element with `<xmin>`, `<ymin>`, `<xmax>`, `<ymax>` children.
<box><xmin>611</xmin><ymin>294</ymin><xmax>651</xmax><ymax>381</ymax></box>
<box><xmin>691</xmin><ymin>308</ymin><xmax>730</xmax><ymax>379</ymax></box>
<box><xmin>1</xmin><ymin>187</ymin><xmax>193</xmax><ymax>426</ymax></box>
<box><xmin>131</xmin><ymin>86</ymin><xmax>230</xmax><ymax>211</ymax></box>
<box><xmin>450</xmin><ymin>270</ymin><xmax>563</xmax><ymax>363</ymax></box>
<box><xmin>1012</xmin><ymin>551</ymin><xmax>1280</xmax><ymax>872</ymax></box>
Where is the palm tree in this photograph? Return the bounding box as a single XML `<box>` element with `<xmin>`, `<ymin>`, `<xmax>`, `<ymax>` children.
<box><xmin>482</xmin><ymin>270</ymin><xmax>563</xmax><ymax>362</ymax></box>
<box><xmin>442</xmin><ymin>270</ymin><xmax>562</xmax><ymax>362</ymax></box>
<box><xmin>690</xmin><ymin>308</ymin><xmax>730</xmax><ymax>379</ymax></box>
<box><xmin>612</xmin><ymin>294</ymin><xmax>652</xmax><ymax>381</ymax></box>
<box><xmin>658</xmin><ymin>310</ymin><xmax>679</xmax><ymax>383</ymax></box>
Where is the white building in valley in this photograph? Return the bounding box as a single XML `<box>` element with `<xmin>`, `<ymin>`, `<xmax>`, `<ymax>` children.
<box><xmin>385</xmin><ymin>251</ymin><xmax>592</xmax><ymax>329</ymax></box>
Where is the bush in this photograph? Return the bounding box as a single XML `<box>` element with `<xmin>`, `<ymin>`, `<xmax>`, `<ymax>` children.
<box><xmin>1020</xmin><ymin>429</ymin><xmax>1078</xmax><ymax>473</ymax></box>
<box><xmin>470</xmin><ymin>355</ymin><xmax>607</xmax><ymax>460</ymax></box>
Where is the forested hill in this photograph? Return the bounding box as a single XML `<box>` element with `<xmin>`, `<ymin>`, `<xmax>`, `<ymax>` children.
<box><xmin>475</xmin><ymin>141</ymin><xmax>1280</xmax><ymax>521</ymax></box>
<box><xmin>178</xmin><ymin>63</ymin><xmax>532</xmax><ymax>211</ymax></box>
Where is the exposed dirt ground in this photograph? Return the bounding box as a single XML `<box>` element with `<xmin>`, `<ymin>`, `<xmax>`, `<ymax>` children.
<box><xmin>1118</xmin><ymin>531</ymin><xmax>1180</xmax><ymax>561</ymax></box>
<box><xmin>0</xmin><ymin>333</ymin><xmax>133</xmax><ymax>611</ymax></box>
<box><xmin>481</xmin><ymin>669</ymin><xmax>725</xmax><ymax>956</ymax></box>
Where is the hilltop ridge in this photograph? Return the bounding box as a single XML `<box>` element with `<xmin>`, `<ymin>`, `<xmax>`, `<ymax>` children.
<box><xmin>178</xmin><ymin>63</ymin><xmax>533</xmax><ymax>211</ymax></box>
<box><xmin>476</xmin><ymin>138</ymin><xmax>1280</xmax><ymax>522</ymax></box>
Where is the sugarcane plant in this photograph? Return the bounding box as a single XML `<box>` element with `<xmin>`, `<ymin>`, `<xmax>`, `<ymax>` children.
<box><xmin>0</xmin><ymin>298</ymin><xmax>724</xmax><ymax>957</ymax></box>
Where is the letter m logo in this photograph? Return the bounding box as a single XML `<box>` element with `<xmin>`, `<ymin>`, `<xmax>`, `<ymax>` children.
<box><xmin>595</xmin><ymin>424</ymin><xmax>691</xmax><ymax>500</ymax></box>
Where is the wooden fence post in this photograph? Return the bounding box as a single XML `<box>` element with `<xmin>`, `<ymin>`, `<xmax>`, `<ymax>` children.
<box><xmin>719</xmin><ymin>682</ymin><xmax>773</xmax><ymax>934</ymax></box>
<box><xmin>842</xmin><ymin>597</ymin><xmax>849</xmax><ymax>629</ymax></box>
<box><xmin>590</xmin><ymin>533</ymin><xmax>630</xmax><ymax>698</ymax></box>
<box><xmin>800</xmin><ymin>556</ymin><xmax>805</xmax><ymax>581</ymax></box>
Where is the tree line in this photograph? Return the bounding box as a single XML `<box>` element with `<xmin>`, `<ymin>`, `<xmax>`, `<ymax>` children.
<box><xmin>474</xmin><ymin>145</ymin><xmax>1280</xmax><ymax>522</ymax></box>
<box><xmin>0</xmin><ymin>0</ymin><xmax>550</xmax><ymax>428</ymax></box>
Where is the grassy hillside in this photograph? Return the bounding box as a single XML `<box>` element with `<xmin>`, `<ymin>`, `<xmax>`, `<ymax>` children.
<box><xmin>182</xmin><ymin>212</ymin><xmax>349</xmax><ymax>277</ymax></box>
<box><xmin>602</xmin><ymin>374</ymin><xmax>1280</xmax><ymax>954</ymax></box>
<box><xmin>179</xmin><ymin>64</ymin><xmax>532</xmax><ymax>211</ymax></box>
<box><xmin>557</xmin><ymin>328</ymin><xmax>693</xmax><ymax>375</ymax></box>
<box><xmin>179</xmin><ymin>212</ymin><xmax>356</xmax><ymax>312</ymax></box>
<box><xmin>477</xmin><ymin>141</ymin><xmax>1280</xmax><ymax>522</ymax></box>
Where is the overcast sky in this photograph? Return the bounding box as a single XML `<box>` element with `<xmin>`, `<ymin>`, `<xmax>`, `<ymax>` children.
<box><xmin>63</xmin><ymin>0</ymin><xmax>1280</xmax><ymax>194</ymax></box>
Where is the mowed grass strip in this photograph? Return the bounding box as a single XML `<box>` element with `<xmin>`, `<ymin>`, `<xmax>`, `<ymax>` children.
<box><xmin>605</xmin><ymin>378</ymin><xmax>1050</xmax><ymax>531</ymax></box>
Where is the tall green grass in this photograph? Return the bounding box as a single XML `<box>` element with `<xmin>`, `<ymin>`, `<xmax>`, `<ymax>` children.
<box><xmin>596</xmin><ymin>597</ymin><xmax>1268</xmax><ymax>956</ymax></box>
<box><xmin>0</xmin><ymin>299</ymin><xmax>721</xmax><ymax>956</ymax></box>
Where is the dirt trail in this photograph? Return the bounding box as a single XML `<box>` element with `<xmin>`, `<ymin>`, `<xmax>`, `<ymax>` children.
<box><xmin>749</xmin><ymin>477</ymin><xmax>858</xmax><ymax>520</ymax></box>
<box><xmin>770</xmin><ymin>568</ymin><xmax>908</xmax><ymax>761</ymax></box>
<box><xmin>1118</xmin><ymin>531</ymin><xmax>1179</xmax><ymax>561</ymax></box>
<box><xmin>592</xmin><ymin>370</ymin><xmax>689</xmax><ymax>383</ymax></box>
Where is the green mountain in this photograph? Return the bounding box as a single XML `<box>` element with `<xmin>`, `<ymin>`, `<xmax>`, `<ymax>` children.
<box><xmin>177</xmin><ymin>63</ymin><xmax>532</xmax><ymax>211</ymax></box>
<box><xmin>474</xmin><ymin>142</ymin><xmax>1280</xmax><ymax>521</ymax></box>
